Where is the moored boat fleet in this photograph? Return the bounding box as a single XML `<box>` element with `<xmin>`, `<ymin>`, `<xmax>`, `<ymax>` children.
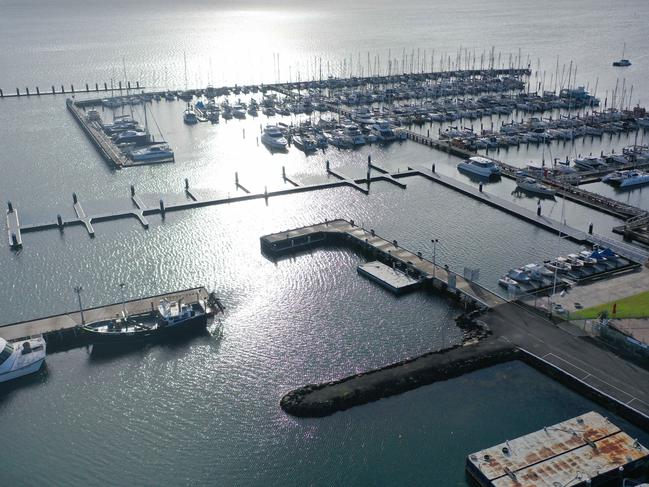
<box><xmin>0</xmin><ymin>290</ymin><xmax>224</xmax><ymax>385</ymax></box>
<box><xmin>90</xmin><ymin>109</ymin><xmax>175</xmax><ymax>164</ymax></box>
<box><xmin>498</xmin><ymin>246</ymin><xmax>634</xmax><ymax>293</ymax></box>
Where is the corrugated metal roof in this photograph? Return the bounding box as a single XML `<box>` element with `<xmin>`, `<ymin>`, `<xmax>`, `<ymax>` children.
<box><xmin>467</xmin><ymin>411</ymin><xmax>649</xmax><ymax>487</ymax></box>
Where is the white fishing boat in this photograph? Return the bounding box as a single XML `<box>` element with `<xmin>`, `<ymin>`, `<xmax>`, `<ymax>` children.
<box><xmin>578</xmin><ymin>250</ymin><xmax>599</xmax><ymax>265</ymax></box>
<box><xmin>232</xmin><ymin>104</ymin><xmax>247</xmax><ymax>119</ymax></box>
<box><xmin>0</xmin><ymin>336</ymin><xmax>46</xmax><ymax>383</ymax></box>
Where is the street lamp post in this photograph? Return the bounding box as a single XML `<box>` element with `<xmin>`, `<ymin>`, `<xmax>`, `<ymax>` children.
<box><xmin>119</xmin><ymin>282</ymin><xmax>127</xmax><ymax>317</ymax></box>
<box><xmin>431</xmin><ymin>238</ymin><xmax>439</xmax><ymax>281</ymax></box>
<box><xmin>74</xmin><ymin>286</ymin><xmax>85</xmax><ymax>325</ymax></box>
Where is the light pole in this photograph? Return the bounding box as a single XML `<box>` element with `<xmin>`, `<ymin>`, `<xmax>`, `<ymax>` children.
<box><xmin>431</xmin><ymin>239</ymin><xmax>439</xmax><ymax>281</ymax></box>
<box><xmin>119</xmin><ymin>282</ymin><xmax>127</xmax><ymax>317</ymax></box>
<box><xmin>74</xmin><ymin>286</ymin><xmax>85</xmax><ymax>325</ymax></box>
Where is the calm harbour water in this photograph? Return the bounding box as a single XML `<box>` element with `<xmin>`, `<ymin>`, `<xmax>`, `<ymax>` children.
<box><xmin>2</xmin><ymin>0</ymin><xmax>649</xmax><ymax>485</ymax></box>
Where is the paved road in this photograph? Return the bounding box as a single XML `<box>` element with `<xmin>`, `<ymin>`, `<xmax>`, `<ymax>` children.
<box><xmin>483</xmin><ymin>303</ymin><xmax>649</xmax><ymax>417</ymax></box>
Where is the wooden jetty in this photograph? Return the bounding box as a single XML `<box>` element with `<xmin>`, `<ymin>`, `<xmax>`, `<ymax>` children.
<box><xmin>261</xmin><ymin>219</ymin><xmax>507</xmax><ymax>309</ymax></box>
<box><xmin>0</xmin><ymin>81</ymin><xmax>142</xmax><ymax>99</ymax></box>
<box><xmin>0</xmin><ymin>287</ymin><xmax>211</xmax><ymax>342</ymax></box>
<box><xmin>66</xmin><ymin>99</ymin><xmax>130</xmax><ymax>169</ymax></box>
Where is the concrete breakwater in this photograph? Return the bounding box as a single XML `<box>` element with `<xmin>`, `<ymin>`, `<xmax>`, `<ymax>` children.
<box><xmin>281</xmin><ymin>337</ymin><xmax>518</xmax><ymax>417</ymax></box>
<box><xmin>281</xmin><ymin>302</ymin><xmax>649</xmax><ymax>431</ymax></box>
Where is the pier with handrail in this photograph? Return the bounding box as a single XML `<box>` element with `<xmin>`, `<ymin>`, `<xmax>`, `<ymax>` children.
<box><xmin>260</xmin><ymin>219</ymin><xmax>505</xmax><ymax>308</ymax></box>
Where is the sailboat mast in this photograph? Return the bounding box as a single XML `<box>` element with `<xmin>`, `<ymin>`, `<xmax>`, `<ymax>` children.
<box><xmin>184</xmin><ymin>51</ymin><xmax>188</xmax><ymax>91</ymax></box>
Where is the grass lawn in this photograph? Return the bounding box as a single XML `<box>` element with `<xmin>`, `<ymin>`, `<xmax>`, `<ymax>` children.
<box><xmin>570</xmin><ymin>290</ymin><xmax>649</xmax><ymax>319</ymax></box>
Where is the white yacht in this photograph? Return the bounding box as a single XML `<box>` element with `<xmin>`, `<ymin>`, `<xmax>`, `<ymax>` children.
<box><xmin>457</xmin><ymin>156</ymin><xmax>501</xmax><ymax>177</ymax></box>
<box><xmin>573</xmin><ymin>155</ymin><xmax>607</xmax><ymax>171</ymax></box>
<box><xmin>371</xmin><ymin>120</ymin><xmax>396</xmax><ymax>142</ymax></box>
<box><xmin>342</xmin><ymin>123</ymin><xmax>366</xmax><ymax>146</ymax></box>
<box><xmin>0</xmin><ymin>336</ymin><xmax>46</xmax><ymax>383</ymax></box>
<box><xmin>603</xmin><ymin>170</ymin><xmax>649</xmax><ymax>188</ymax></box>
<box><xmin>261</xmin><ymin>125</ymin><xmax>288</xmax><ymax>150</ymax></box>
<box><xmin>130</xmin><ymin>144</ymin><xmax>175</xmax><ymax>162</ymax></box>
<box><xmin>516</xmin><ymin>177</ymin><xmax>556</xmax><ymax>197</ymax></box>
<box><xmin>292</xmin><ymin>135</ymin><xmax>318</xmax><ymax>153</ymax></box>
<box><xmin>232</xmin><ymin>104</ymin><xmax>247</xmax><ymax>119</ymax></box>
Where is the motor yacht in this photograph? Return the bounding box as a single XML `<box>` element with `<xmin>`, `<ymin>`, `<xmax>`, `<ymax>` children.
<box><xmin>457</xmin><ymin>156</ymin><xmax>501</xmax><ymax>178</ymax></box>
<box><xmin>261</xmin><ymin>125</ymin><xmax>288</xmax><ymax>150</ymax></box>
<box><xmin>130</xmin><ymin>144</ymin><xmax>175</xmax><ymax>162</ymax></box>
<box><xmin>0</xmin><ymin>336</ymin><xmax>46</xmax><ymax>383</ymax></box>
<box><xmin>516</xmin><ymin>177</ymin><xmax>556</xmax><ymax>197</ymax></box>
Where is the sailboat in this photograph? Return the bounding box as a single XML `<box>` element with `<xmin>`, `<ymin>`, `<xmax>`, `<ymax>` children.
<box><xmin>183</xmin><ymin>101</ymin><xmax>198</xmax><ymax>124</ymax></box>
<box><xmin>613</xmin><ymin>43</ymin><xmax>631</xmax><ymax>67</ymax></box>
<box><xmin>128</xmin><ymin>101</ymin><xmax>175</xmax><ymax>162</ymax></box>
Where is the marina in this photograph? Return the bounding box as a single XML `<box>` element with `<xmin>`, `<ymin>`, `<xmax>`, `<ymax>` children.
<box><xmin>4</xmin><ymin>0</ymin><xmax>649</xmax><ymax>484</ymax></box>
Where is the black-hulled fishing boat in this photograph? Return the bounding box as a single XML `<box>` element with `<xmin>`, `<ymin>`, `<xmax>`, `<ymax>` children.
<box><xmin>81</xmin><ymin>293</ymin><xmax>223</xmax><ymax>345</ymax></box>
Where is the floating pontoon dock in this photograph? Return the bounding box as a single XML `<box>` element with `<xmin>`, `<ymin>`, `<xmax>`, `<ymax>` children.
<box><xmin>357</xmin><ymin>261</ymin><xmax>421</xmax><ymax>294</ymax></box>
<box><xmin>466</xmin><ymin>411</ymin><xmax>649</xmax><ymax>487</ymax></box>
